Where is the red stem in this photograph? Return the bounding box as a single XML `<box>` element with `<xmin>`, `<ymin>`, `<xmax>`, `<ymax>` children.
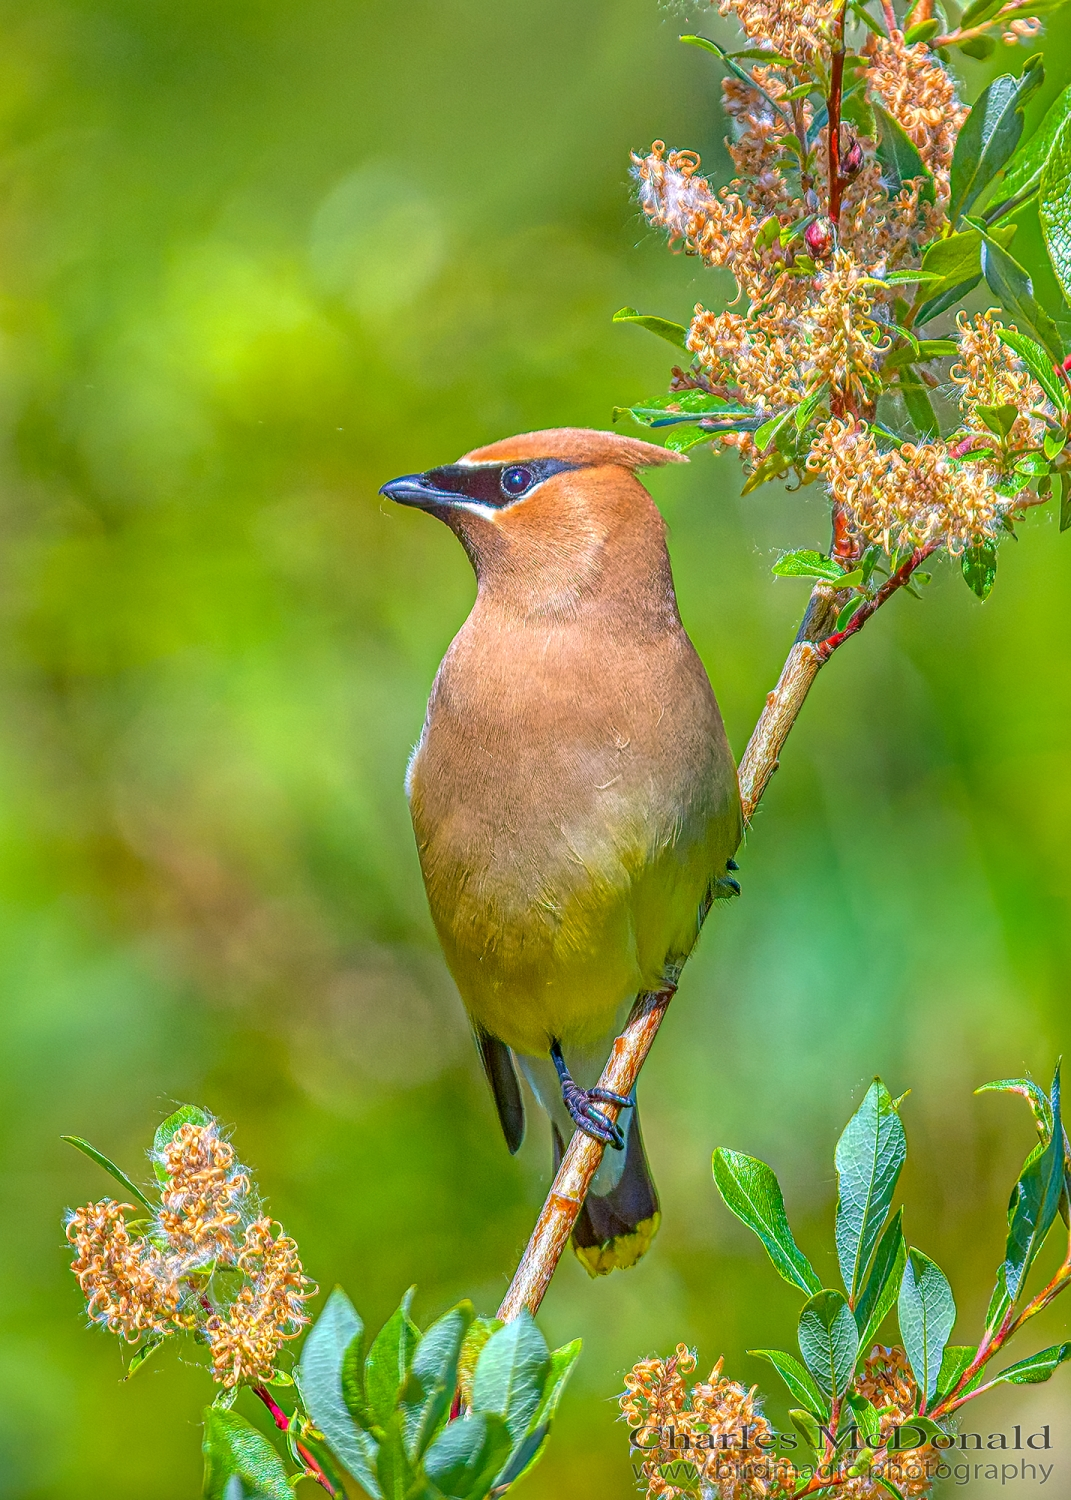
<box><xmin>814</xmin><ymin>541</ymin><xmax>939</xmax><ymax>662</ymax></box>
<box><xmin>252</xmin><ymin>1385</ymin><xmax>337</xmax><ymax>1496</ymax></box>
<box><xmin>826</xmin><ymin>1</ymin><xmax>850</xmax><ymax>225</ymax></box>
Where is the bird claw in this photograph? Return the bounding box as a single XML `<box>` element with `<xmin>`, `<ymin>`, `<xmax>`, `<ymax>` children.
<box><xmin>561</xmin><ymin>1081</ymin><xmax>626</xmax><ymax>1149</ymax></box>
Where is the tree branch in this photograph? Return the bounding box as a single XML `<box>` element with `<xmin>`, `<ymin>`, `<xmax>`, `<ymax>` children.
<box><xmin>497</xmin><ymin>550</ymin><xmax>934</xmax><ymax>1321</ymax></box>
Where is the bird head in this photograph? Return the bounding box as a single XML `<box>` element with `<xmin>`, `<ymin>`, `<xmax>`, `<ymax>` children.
<box><xmin>379</xmin><ymin>428</ymin><xmax>685</xmax><ymax>611</ymax></box>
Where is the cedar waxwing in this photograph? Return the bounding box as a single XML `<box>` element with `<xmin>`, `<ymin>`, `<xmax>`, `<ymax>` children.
<box><xmin>380</xmin><ymin>428</ymin><xmax>742</xmax><ymax>1274</ymax></box>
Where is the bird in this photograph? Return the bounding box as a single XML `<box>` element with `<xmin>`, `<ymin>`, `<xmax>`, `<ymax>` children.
<box><xmin>380</xmin><ymin>428</ymin><xmax>742</xmax><ymax>1275</ymax></box>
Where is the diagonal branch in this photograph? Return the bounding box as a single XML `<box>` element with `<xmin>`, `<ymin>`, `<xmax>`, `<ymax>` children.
<box><xmin>497</xmin><ymin>556</ymin><xmax>931</xmax><ymax>1321</ymax></box>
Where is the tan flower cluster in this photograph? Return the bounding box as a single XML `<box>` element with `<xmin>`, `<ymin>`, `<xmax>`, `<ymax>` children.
<box><xmin>621</xmin><ymin>1345</ymin><xmax>788</xmax><ymax>1500</ymax></box>
<box><xmin>865</xmin><ymin>33</ymin><xmax>968</xmax><ymax>193</ymax></box>
<box><xmin>66</xmin><ymin>1200</ymin><xmax>186</xmax><ymax>1340</ymax></box>
<box><xmin>67</xmin><ymin>1114</ymin><xmax>314</xmax><ymax>1387</ymax></box>
<box><xmin>838</xmin><ymin>1346</ymin><xmax>941</xmax><ymax>1500</ymax></box>
<box><xmin>689</xmin><ymin>250</ymin><xmax>883</xmax><ymax>417</ymax></box>
<box><xmin>204</xmin><ymin>1219</ymin><xmax>315</xmax><ymax>1388</ymax></box>
<box><xmin>622</xmin><ymin>1345</ymin><xmax>944</xmax><ymax>1500</ymax></box>
<box><xmin>809</xmin><ymin>417</ymin><xmax>1000</xmax><ymax>553</ymax></box>
<box><xmin>952</xmin><ymin>310</ymin><xmax>1049</xmax><ymax>450</ymax></box>
<box><xmin>716</xmin><ymin>0</ymin><xmax>838</xmax><ymax>67</ymax></box>
<box><xmin>157</xmin><ymin>1120</ymin><xmax>251</xmax><ymax>1267</ymax></box>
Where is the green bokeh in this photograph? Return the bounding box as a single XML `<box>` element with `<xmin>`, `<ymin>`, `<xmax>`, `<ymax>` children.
<box><xmin>2</xmin><ymin>2</ymin><xmax>1070</xmax><ymax>1496</ymax></box>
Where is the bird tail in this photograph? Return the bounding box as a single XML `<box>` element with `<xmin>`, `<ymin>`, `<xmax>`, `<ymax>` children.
<box><xmin>552</xmin><ymin>1105</ymin><xmax>660</xmax><ymax>1277</ymax></box>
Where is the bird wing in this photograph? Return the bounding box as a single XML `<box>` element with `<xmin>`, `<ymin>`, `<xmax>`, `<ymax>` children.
<box><xmin>474</xmin><ymin>1027</ymin><xmax>525</xmax><ymax>1154</ymax></box>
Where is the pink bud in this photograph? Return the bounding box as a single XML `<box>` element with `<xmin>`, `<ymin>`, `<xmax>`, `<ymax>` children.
<box><xmin>804</xmin><ymin>218</ymin><xmax>834</xmax><ymax>259</ymax></box>
<box><xmin>842</xmin><ymin>137</ymin><xmax>864</xmax><ymax>176</ymax></box>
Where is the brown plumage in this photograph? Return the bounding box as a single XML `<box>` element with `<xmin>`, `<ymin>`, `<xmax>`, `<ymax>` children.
<box><xmin>381</xmin><ymin>428</ymin><xmax>742</xmax><ymax>1274</ymax></box>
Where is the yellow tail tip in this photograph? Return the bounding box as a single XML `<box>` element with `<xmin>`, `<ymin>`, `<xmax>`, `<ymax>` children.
<box><xmin>573</xmin><ymin>1212</ymin><xmax>661</xmax><ymax>1277</ymax></box>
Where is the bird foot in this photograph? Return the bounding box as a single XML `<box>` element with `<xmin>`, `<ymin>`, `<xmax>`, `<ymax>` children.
<box><xmin>551</xmin><ymin>1040</ymin><xmax>630</xmax><ymax>1149</ymax></box>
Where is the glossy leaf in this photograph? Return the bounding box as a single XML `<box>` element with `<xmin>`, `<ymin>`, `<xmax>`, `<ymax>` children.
<box><xmin>936</xmin><ymin>1345</ymin><xmax>980</xmax><ymax>1403</ymax></box>
<box><xmin>874</xmin><ymin>106</ymin><xmax>936</xmax><ymax>203</ymax></box>
<box><xmin>202</xmin><ymin>1408</ymin><xmax>294</xmax><ymax>1500</ymax></box>
<box><xmin>712</xmin><ymin>1148</ymin><xmax>822</xmax><ymax>1295</ymax></box>
<box><xmin>423</xmin><ymin>1412</ymin><xmax>513</xmax><ymax>1500</ymax></box>
<box><xmin>375</xmin><ymin>1413</ymin><xmax>414</xmax><ymax>1500</ymax></box>
<box><xmin>61</xmin><ymin>1136</ymin><xmax>156</xmax><ymax>1213</ymax></box>
<box><xmin>491</xmin><ymin>1336</ymin><xmax>582</xmax><ymax>1491</ymax></box>
<box><xmin>788</xmin><ymin>1408</ymin><xmax>822</xmax><ymax>1461</ymax></box>
<box><xmin>364</xmin><ymin>1290</ymin><xmax>420</xmax><ymax>1431</ymax></box>
<box><xmin>298</xmin><ymin>1288</ymin><xmax>380</xmax><ymax>1495</ymax></box>
<box><xmin>994</xmin><ymin>329</ymin><xmax>1068</xmax><ymax>410</ymax></box>
<box><xmin>771</xmin><ymin>550</ymin><xmax>847</xmax><ymax>582</ymax></box>
<box><xmin>1001</xmin><ymin>83</ymin><xmax>1071</xmax><ymax>201</ymax></box>
<box><xmin>898</xmin><ymin>1249</ymin><xmax>956</xmax><ymax>1402</ymax></box>
<box><xmin>123</xmin><ymin>1333</ymin><xmax>168</xmax><ymax>1380</ymax></box>
<box><xmin>1040</xmin><ymin>112</ymin><xmax>1071</xmax><ymax>303</ymax></box>
<box><xmin>471</xmin><ymin>1310</ymin><xmax>549</xmax><ymax>1443</ymax></box>
<box><xmin>899</xmin><ymin>369</ymin><xmax>939</xmax><ymax>440</ymax></box>
<box><xmin>152</xmin><ymin>1106</ymin><xmax>211</xmax><ymax>1185</ymax></box>
<box><xmin>991</xmin><ymin>1343</ymin><xmax>1071</xmax><ymax>1385</ymax></box>
<box><xmin>961</xmin><ymin>540</ymin><xmax>997</xmax><ymax>600</ymax></box>
<box><xmin>835</xmin><ymin>1080</ymin><xmax>907</xmax><ymax>1303</ymax></box>
<box><xmin>949</xmin><ymin>71</ymin><xmax>1040</xmax><ymax>225</ymax></box>
<box><xmin>1061</xmin><ymin>472</ymin><xmax>1071</xmax><ymax>531</ymax></box>
<box><xmin>611</xmin><ymin>308</ymin><xmax>688</xmax><ymax>350</ymax></box>
<box><xmin>980</xmin><ymin>231</ymin><xmax>1063</xmax><ymax>362</ymax></box>
<box><xmin>798</xmin><ymin>1290</ymin><xmax>858</xmax><ymax>1399</ymax></box>
<box><xmin>399</xmin><ymin>1302</ymin><xmax>472</xmax><ymax>1459</ymax></box>
<box><xmin>999</xmin><ymin>1064</ymin><xmax>1066</xmax><ymax>1304</ymax></box>
<box><xmin>678</xmin><ymin>35</ymin><xmax>792</xmax><ymax>124</ymax></box>
<box><xmin>748</xmin><ymin>1348</ymin><xmax>828</xmax><ymax>1418</ymax></box>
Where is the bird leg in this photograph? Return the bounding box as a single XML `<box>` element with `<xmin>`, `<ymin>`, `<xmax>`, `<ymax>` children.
<box><xmin>550</xmin><ymin>1040</ymin><xmax>630</xmax><ymax>1150</ymax></box>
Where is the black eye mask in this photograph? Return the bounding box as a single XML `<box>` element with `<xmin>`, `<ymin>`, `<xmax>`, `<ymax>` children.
<box><xmin>420</xmin><ymin>458</ymin><xmax>581</xmax><ymax>508</ymax></box>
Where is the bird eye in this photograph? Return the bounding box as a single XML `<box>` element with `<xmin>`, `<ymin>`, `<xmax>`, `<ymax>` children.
<box><xmin>500</xmin><ymin>465</ymin><xmax>534</xmax><ymax>498</ymax></box>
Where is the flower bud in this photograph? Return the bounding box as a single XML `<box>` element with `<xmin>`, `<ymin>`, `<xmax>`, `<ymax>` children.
<box><xmin>842</xmin><ymin>135</ymin><xmax>864</xmax><ymax>177</ymax></box>
<box><xmin>804</xmin><ymin>217</ymin><xmax>835</xmax><ymax>259</ymax></box>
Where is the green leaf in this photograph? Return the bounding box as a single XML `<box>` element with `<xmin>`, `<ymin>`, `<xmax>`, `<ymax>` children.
<box><xmin>957</xmin><ymin>33</ymin><xmax>996</xmax><ymax>60</ymax></box>
<box><xmin>977</xmin><ymin>402</ymin><xmax>1019</xmax><ymax>438</ymax></box>
<box><xmin>1001</xmin><ymin>84</ymin><xmax>1071</xmax><ymax>202</ymax></box>
<box><xmin>1041</xmin><ymin>112</ymin><xmax>1071</xmax><ymax>305</ymax></box>
<box><xmin>771</xmin><ymin>549</ymin><xmax>848</xmax><ymax>582</ymax></box>
<box><xmin>835</xmin><ymin>1081</ymin><xmax>908</xmax><ymax>1305</ymax></box>
<box><xmin>611</xmin><ymin>308</ymin><xmax>688</xmax><ymax>350</ymax></box>
<box><xmin>999</xmin><ymin>1064</ymin><xmax>1066</xmax><ymax>1305</ymax></box>
<box><xmin>712</xmin><ymin>1148</ymin><xmax>822</xmax><ymax>1295</ymax></box>
<box><xmin>898</xmin><ymin>1249</ymin><xmax>957</xmax><ymax>1402</ymax></box>
<box><xmin>895</xmin><ymin>1416</ymin><xmax>951</xmax><ymax>1450</ymax></box>
<box><xmin>904</xmin><ymin>17</ymin><xmax>941</xmax><ymax>42</ymax></box>
<box><xmin>202</xmin><ymin>1409</ymin><xmax>294</xmax><ymax>1500</ymax></box>
<box><xmin>748</xmin><ymin>1349</ymin><xmax>828</xmax><ymax>1418</ymax></box>
<box><xmin>949</xmin><ymin>72</ymin><xmax>1039</xmax><ymax>226</ymax></box>
<box><xmin>798</xmin><ymin>1290</ymin><xmax>859</xmax><ymax>1399</ymax></box>
<box><xmin>899</xmin><ymin>369</ymin><xmax>939</xmax><ymax>440</ymax></box>
<box><xmin>471</xmin><ymin>1311</ymin><xmax>550</xmax><ymax>1443</ymax></box>
<box><xmin>423</xmin><ymin>1412</ymin><xmax>513</xmax><ymax>1500</ymax></box>
<box><xmin>364</xmin><ymin>1290</ymin><xmax>420</xmax><ymax>1432</ymax></box>
<box><xmin>298</xmin><ymin>1288</ymin><xmax>380</xmax><ymax>1496</ymax></box>
<box><xmin>845</xmin><ymin>1390</ymin><xmax>882</xmax><ymax>1446</ymax></box>
<box><xmin>123</xmin><ymin>1332</ymin><xmax>168</xmax><ymax>1380</ymax></box>
<box><xmin>961</xmin><ymin>540</ymin><xmax>998</xmax><ymax>599</ymax></box>
<box><xmin>493</xmin><ymin>1336</ymin><xmax>582</xmax><ymax>1492</ymax></box>
<box><xmin>61</xmin><ymin>1136</ymin><xmax>156</xmax><ymax>1213</ymax></box>
<box><xmin>152</xmin><ymin>1106</ymin><xmax>212</xmax><ymax>1185</ymax></box>
<box><xmin>788</xmin><ymin>1409</ymin><xmax>822</xmax><ymax>1462</ymax></box>
<box><xmin>994</xmin><ymin>328</ymin><xmax>1068</xmax><ymax>409</ymax></box>
<box><xmin>916</xmin><ymin>276</ymin><xmax>982</xmax><ymax>327</ymax></box>
<box><xmin>874</xmin><ymin>105</ymin><xmax>936</xmax><ymax>203</ymax></box>
<box><xmin>991</xmin><ymin>1343</ymin><xmax>1071</xmax><ymax>1385</ymax></box>
<box><xmin>795</xmin><ymin>384</ymin><xmax>828</xmax><ymax>431</ymax></box>
<box><xmin>620</xmin><ymin>391</ymin><xmax>755</xmax><ymax>424</ymax></box>
<box><xmin>400</xmin><ymin>1302</ymin><xmax>473</xmax><ymax>1459</ymax></box>
<box><xmin>936</xmin><ymin>1350</ymin><xmax>978</xmax><ymax>1404</ymax></box>
<box><xmin>375</xmin><ymin>1413</ymin><xmax>414</xmax><ymax>1500</ymax></box>
<box><xmin>979</xmin><ymin>231</ymin><xmax>1064</xmax><ymax>363</ymax></box>
<box><xmin>678</xmin><ymin>35</ymin><xmax>792</xmax><ymax>125</ymax></box>
<box><xmin>1061</xmin><ymin>472</ymin><xmax>1071</xmax><ymax>531</ymax></box>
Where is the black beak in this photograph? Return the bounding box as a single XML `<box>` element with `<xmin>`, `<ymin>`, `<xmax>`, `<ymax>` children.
<box><xmin>379</xmin><ymin>472</ymin><xmax>460</xmax><ymax>511</ymax></box>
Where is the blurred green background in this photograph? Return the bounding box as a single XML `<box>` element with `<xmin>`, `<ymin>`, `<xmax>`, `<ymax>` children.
<box><xmin>3</xmin><ymin>0</ymin><xmax>1071</xmax><ymax>1494</ymax></box>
